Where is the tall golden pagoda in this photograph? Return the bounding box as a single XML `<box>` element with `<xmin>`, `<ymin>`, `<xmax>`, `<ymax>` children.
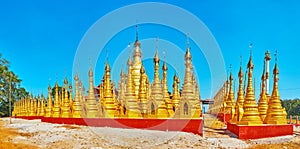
<box><xmin>193</xmin><ymin>74</ymin><xmax>202</xmax><ymax>116</ymax></box>
<box><xmin>225</xmin><ymin>66</ymin><xmax>235</xmax><ymax>114</ymax></box>
<box><xmin>132</xmin><ymin>25</ymin><xmax>143</xmax><ymax>97</ymax></box>
<box><xmin>33</xmin><ymin>96</ymin><xmax>37</xmax><ymax>115</ymax></box>
<box><xmin>45</xmin><ymin>85</ymin><xmax>53</xmax><ymax>117</ymax></box>
<box><xmin>125</xmin><ymin>56</ymin><xmax>142</xmax><ymax>118</ymax></box>
<box><xmin>69</xmin><ymin>83</ymin><xmax>73</xmax><ymax>111</ymax></box>
<box><xmin>72</xmin><ymin>73</ymin><xmax>83</xmax><ymax>118</ymax></box>
<box><xmin>264</xmin><ymin>51</ymin><xmax>287</xmax><ymax>124</ymax></box>
<box><xmin>85</xmin><ymin>67</ymin><xmax>99</xmax><ymax>118</ymax></box>
<box><xmin>40</xmin><ymin>95</ymin><xmax>46</xmax><ymax>116</ymax></box>
<box><xmin>238</xmin><ymin>44</ymin><xmax>263</xmax><ymax>125</ymax></box>
<box><xmin>26</xmin><ymin>97</ymin><xmax>30</xmax><ymax>116</ymax></box>
<box><xmin>102</xmin><ymin>62</ymin><xmax>117</xmax><ymax>118</ymax></box>
<box><xmin>162</xmin><ymin>55</ymin><xmax>174</xmax><ymax>117</ymax></box>
<box><xmin>221</xmin><ymin>80</ymin><xmax>229</xmax><ymax>113</ymax></box>
<box><xmin>61</xmin><ymin>78</ymin><xmax>72</xmax><ymax>118</ymax></box>
<box><xmin>52</xmin><ymin>82</ymin><xmax>61</xmax><ymax>117</ymax></box>
<box><xmin>172</xmin><ymin>74</ymin><xmax>181</xmax><ymax>114</ymax></box>
<box><xmin>231</xmin><ymin>57</ymin><xmax>245</xmax><ymax>123</ymax></box>
<box><xmin>179</xmin><ymin>40</ymin><xmax>201</xmax><ymax>118</ymax></box>
<box><xmin>150</xmin><ymin>50</ymin><xmax>169</xmax><ymax>118</ymax></box>
<box><xmin>37</xmin><ymin>95</ymin><xmax>41</xmax><ymax>116</ymax></box>
<box><xmin>258</xmin><ymin>61</ymin><xmax>268</xmax><ymax>121</ymax></box>
<box><xmin>79</xmin><ymin>81</ymin><xmax>86</xmax><ymax>117</ymax></box>
<box><xmin>139</xmin><ymin>66</ymin><xmax>149</xmax><ymax>117</ymax></box>
<box><xmin>117</xmin><ymin>69</ymin><xmax>126</xmax><ymax>116</ymax></box>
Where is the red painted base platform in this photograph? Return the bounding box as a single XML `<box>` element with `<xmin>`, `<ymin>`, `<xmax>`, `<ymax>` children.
<box><xmin>217</xmin><ymin>113</ymin><xmax>231</xmax><ymax>123</ymax></box>
<box><xmin>15</xmin><ymin>116</ymin><xmax>44</xmax><ymax>120</ymax></box>
<box><xmin>227</xmin><ymin>122</ymin><xmax>293</xmax><ymax>139</ymax></box>
<box><xmin>14</xmin><ymin>116</ymin><xmax>203</xmax><ymax>136</ymax></box>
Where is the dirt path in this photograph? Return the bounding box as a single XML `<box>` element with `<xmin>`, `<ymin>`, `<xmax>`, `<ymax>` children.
<box><xmin>0</xmin><ymin>118</ymin><xmax>38</xmax><ymax>149</ymax></box>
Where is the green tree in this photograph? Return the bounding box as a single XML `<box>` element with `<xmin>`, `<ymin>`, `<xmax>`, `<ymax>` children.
<box><xmin>0</xmin><ymin>53</ymin><xmax>29</xmax><ymax>117</ymax></box>
<box><xmin>281</xmin><ymin>98</ymin><xmax>300</xmax><ymax>116</ymax></box>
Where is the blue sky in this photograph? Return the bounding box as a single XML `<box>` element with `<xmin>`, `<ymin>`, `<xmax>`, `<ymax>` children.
<box><xmin>0</xmin><ymin>0</ymin><xmax>299</xmax><ymax>100</ymax></box>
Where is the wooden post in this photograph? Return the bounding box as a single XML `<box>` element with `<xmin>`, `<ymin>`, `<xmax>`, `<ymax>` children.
<box><xmin>296</xmin><ymin>115</ymin><xmax>299</xmax><ymax>125</ymax></box>
<box><xmin>290</xmin><ymin>115</ymin><xmax>293</xmax><ymax>124</ymax></box>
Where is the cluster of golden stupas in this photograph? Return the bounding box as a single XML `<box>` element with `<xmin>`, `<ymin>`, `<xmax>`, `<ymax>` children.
<box><xmin>209</xmin><ymin>44</ymin><xmax>287</xmax><ymax>125</ymax></box>
<box><xmin>12</xmin><ymin>30</ymin><xmax>202</xmax><ymax>119</ymax></box>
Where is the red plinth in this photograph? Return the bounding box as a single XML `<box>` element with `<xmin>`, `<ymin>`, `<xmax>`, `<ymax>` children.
<box><xmin>15</xmin><ymin>116</ymin><xmax>43</xmax><ymax>120</ymax></box>
<box><xmin>217</xmin><ymin>113</ymin><xmax>231</xmax><ymax>123</ymax></box>
<box><xmin>15</xmin><ymin>116</ymin><xmax>203</xmax><ymax>136</ymax></box>
<box><xmin>227</xmin><ymin>122</ymin><xmax>293</xmax><ymax>139</ymax></box>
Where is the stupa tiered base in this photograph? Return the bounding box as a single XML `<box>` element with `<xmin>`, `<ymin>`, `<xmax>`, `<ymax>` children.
<box><xmin>227</xmin><ymin>122</ymin><xmax>293</xmax><ymax>139</ymax></box>
<box><xmin>217</xmin><ymin>113</ymin><xmax>231</xmax><ymax>123</ymax></box>
<box><xmin>14</xmin><ymin>116</ymin><xmax>203</xmax><ymax>136</ymax></box>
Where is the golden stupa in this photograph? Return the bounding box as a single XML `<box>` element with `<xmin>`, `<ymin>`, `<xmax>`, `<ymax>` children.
<box><xmin>258</xmin><ymin>61</ymin><xmax>268</xmax><ymax>122</ymax></box>
<box><xmin>231</xmin><ymin>58</ymin><xmax>245</xmax><ymax>123</ymax></box>
<box><xmin>264</xmin><ymin>51</ymin><xmax>287</xmax><ymax>124</ymax></box>
<box><xmin>12</xmin><ymin>27</ymin><xmax>202</xmax><ymax>120</ymax></box>
<box><xmin>238</xmin><ymin>44</ymin><xmax>263</xmax><ymax>125</ymax></box>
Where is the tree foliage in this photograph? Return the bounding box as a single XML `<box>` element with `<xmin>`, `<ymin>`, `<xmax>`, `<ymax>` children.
<box><xmin>0</xmin><ymin>54</ymin><xmax>29</xmax><ymax>117</ymax></box>
<box><xmin>281</xmin><ymin>98</ymin><xmax>300</xmax><ymax>116</ymax></box>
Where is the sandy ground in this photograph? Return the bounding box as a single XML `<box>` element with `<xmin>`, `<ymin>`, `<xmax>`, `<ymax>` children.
<box><xmin>0</xmin><ymin>115</ymin><xmax>299</xmax><ymax>149</ymax></box>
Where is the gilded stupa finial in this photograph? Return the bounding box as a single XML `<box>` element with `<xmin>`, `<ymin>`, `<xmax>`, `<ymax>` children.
<box><xmin>229</xmin><ymin>64</ymin><xmax>233</xmax><ymax>81</ymax></box>
<box><xmin>136</xmin><ymin>24</ymin><xmax>138</xmax><ymax>41</ymax></box>
<box><xmin>274</xmin><ymin>50</ymin><xmax>279</xmax><ymax>75</ymax></box>
<box><xmin>238</xmin><ymin>56</ymin><xmax>243</xmax><ymax>78</ymax></box>
<box><xmin>186</xmin><ymin>33</ymin><xmax>190</xmax><ymax>49</ymax></box>
<box><xmin>185</xmin><ymin>33</ymin><xmax>192</xmax><ymax>61</ymax></box>
<box><xmin>248</xmin><ymin>43</ymin><xmax>254</xmax><ymax>69</ymax></box>
<box><xmin>265</xmin><ymin>50</ymin><xmax>271</xmax><ymax>61</ymax></box>
<box><xmin>48</xmin><ymin>84</ymin><xmax>51</xmax><ymax>92</ymax></box>
<box><xmin>127</xmin><ymin>56</ymin><xmax>132</xmax><ymax>66</ymax></box>
<box><xmin>162</xmin><ymin>50</ymin><xmax>167</xmax><ymax>71</ymax></box>
<box><xmin>154</xmin><ymin>50</ymin><xmax>160</xmax><ymax>63</ymax></box>
<box><xmin>134</xmin><ymin>24</ymin><xmax>140</xmax><ymax>47</ymax></box>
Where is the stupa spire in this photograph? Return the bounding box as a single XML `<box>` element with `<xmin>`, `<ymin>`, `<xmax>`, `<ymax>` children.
<box><xmin>258</xmin><ymin>60</ymin><xmax>268</xmax><ymax>121</ymax></box>
<box><xmin>37</xmin><ymin>95</ymin><xmax>41</xmax><ymax>116</ymax></box>
<box><xmin>69</xmin><ymin>83</ymin><xmax>73</xmax><ymax>109</ymax></box>
<box><xmin>226</xmin><ymin>65</ymin><xmax>235</xmax><ymax>112</ymax></box>
<box><xmin>125</xmin><ymin>56</ymin><xmax>142</xmax><ymax>118</ymax></box>
<box><xmin>52</xmin><ymin>81</ymin><xmax>60</xmax><ymax>117</ymax></box>
<box><xmin>180</xmin><ymin>35</ymin><xmax>201</xmax><ymax>118</ymax></box>
<box><xmin>118</xmin><ymin>68</ymin><xmax>126</xmax><ymax>116</ymax></box>
<box><xmin>132</xmin><ymin>25</ymin><xmax>143</xmax><ymax>98</ymax></box>
<box><xmin>103</xmin><ymin>61</ymin><xmax>117</xmax><ymax>118</ymax></box>
<box><xmin>61</xmin><ymin>78</ymin><xmax>71</xmax><ymax>118</ymax></box>
<box><xmin>151</xmin><ymin>46</ymin><xmax>168</xmax><ymax>118</ymax></box>
<box><xmin>138</xmin><ymin>65</ymin><xmax>149</xmax><ymax>117</ymax></box>
<box><xmin>172</xmin><ymin>74</ymin><xmax>181</xmax><ymax>111</ymax></box>
<box><xmin>162</xmin><ymin>52</ymin><xmax>174</xmax><ymax>117</ymax></box>
<box><xmin>86</xmin><ymin>67</ymin><xmax>99</xmax><ymax>118</ymax></box>
<box><xmin>45</xmin><ymin>85</ymin><xmax>53</xmax><ymax>117</ymax></box>
<box><xmin>40</xmin><ymin>95</ymin><xmax>45</xmax><ymax>116</ymax></box>
<box><xmin>264</xmin><ymin>50</ymin><xmax>287</xmax><ymax>124</ymax></box>
<box><xmin>239</xmin><ymin>43</ymin><xmax>263</xmax><ymax>125</ymax></box>
<box><xmin>231</xmin><ymin>56</ymin><xmax>245</xmax><ymax>123</ymax></box>
<box><xmin>72</xmin><ymin>73</ymin><xmax>83</xmax><ymax>118</ymax></box>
